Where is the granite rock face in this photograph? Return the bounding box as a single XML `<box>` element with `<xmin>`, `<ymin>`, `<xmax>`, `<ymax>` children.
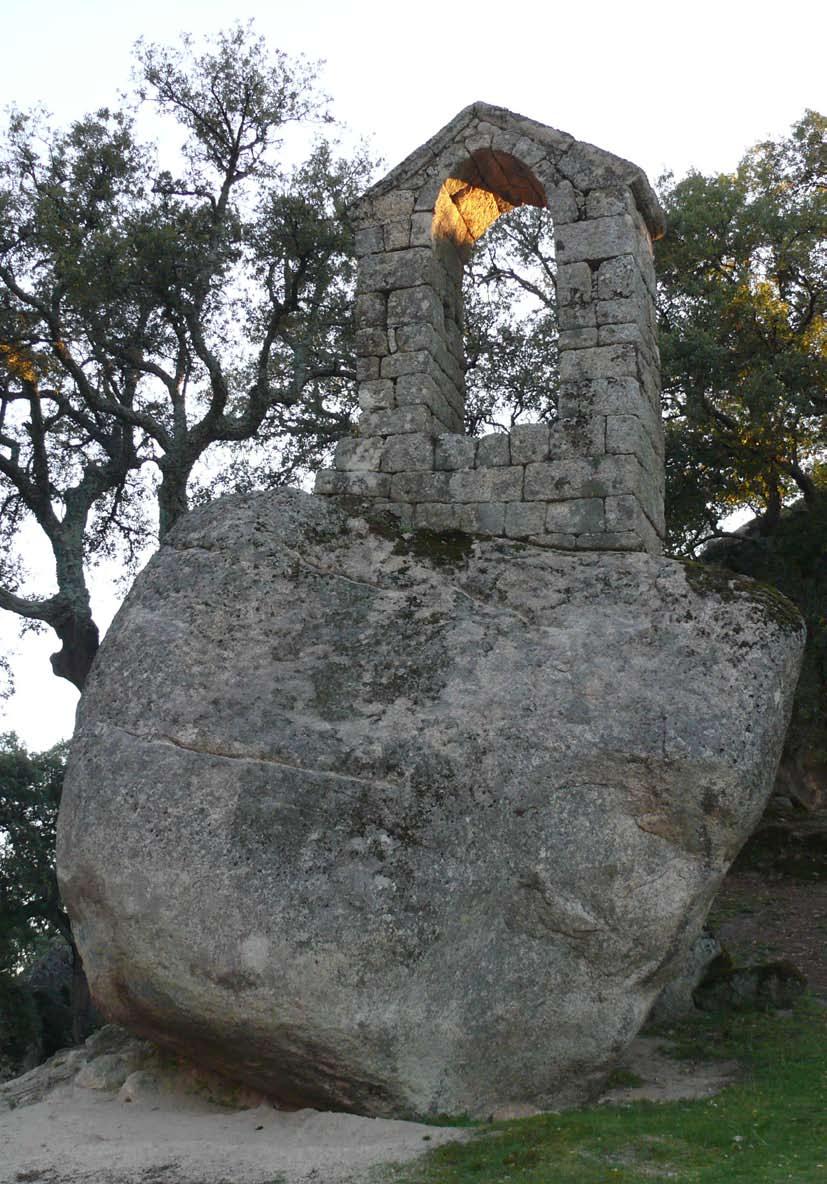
<box><xmin>57</xmin><ymin>490</ymin><xmax>804</xmax><ymax>1118</ymax></box>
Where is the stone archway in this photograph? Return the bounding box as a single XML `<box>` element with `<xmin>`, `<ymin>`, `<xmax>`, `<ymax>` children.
<box><xmin>316</xmin><ymin>102</ymin><xmax>666</xmax><ymax>555</ymax></box>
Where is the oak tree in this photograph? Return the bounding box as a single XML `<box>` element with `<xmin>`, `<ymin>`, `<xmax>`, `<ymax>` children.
<box><xmin>0</xmin><ymin>25</ymin><xmax>370</xmax><ymax>689</ymax></box>
<box><xmin>656</xmin><ymin>110</ymin><xmax>827</xmax><ymax>553</ymax></box>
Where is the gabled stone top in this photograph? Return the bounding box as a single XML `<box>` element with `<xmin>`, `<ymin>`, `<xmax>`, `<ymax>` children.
<box><xmin>362</xmin><ymin>102</ymin><xmax>666</xmax><ymax>241</ymax></box>
<box><xmin>316</xmin><ymin>103</ymin><xmax>667</xmax><ymax>556</ymax></box>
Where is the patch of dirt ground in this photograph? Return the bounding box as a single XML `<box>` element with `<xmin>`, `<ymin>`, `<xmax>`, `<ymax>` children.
<box><xmin>0</xmin><ymin>1090</ymin><xmax>468</xmax><ymax>1184</ymax></box>
<box><xmin>598</xmin><ymin>1037</ymin><xmax>740</xmax><ymax>1106</ymax></box>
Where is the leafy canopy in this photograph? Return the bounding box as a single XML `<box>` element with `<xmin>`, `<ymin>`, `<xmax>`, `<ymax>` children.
<box><xmin>0</xmin><ymin>733</ymin><xmax>68</xmax><ymax>976</ymax></box>
<box><xmin>657</xmin><ymin>110</ymin><xmax>827</xmax><ymax>553</ymax></box>
<box><xmin>0</xmin><ymin>23</ymin><xmax>373</xmax><ymax>688</ymax></box>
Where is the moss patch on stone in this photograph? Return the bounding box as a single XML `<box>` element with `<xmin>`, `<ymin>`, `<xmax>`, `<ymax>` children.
<box><xmin>393</xmin><ymin>529</ymin><xmax>476</xmax><ymax>568</ymax></box>
<box><xmin>681</xmin><ymin>561</ymin><xmax>804</xmax><ymax>634</ymax></box>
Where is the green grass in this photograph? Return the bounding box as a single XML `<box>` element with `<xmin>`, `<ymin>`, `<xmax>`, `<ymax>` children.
<box><xmin>390</xmin><ymin>1001</ymin><xmax>827</xmax><ymax>1184</ymax></box>
<box><xmin>603</xmin><ymin>1068</ymin><xmax>646</xmax><ymax>1090</ymax></box>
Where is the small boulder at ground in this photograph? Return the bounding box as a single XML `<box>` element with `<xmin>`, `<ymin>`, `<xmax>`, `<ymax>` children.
<box><xmin>694</xmin><ymin>959</ymin><xmax>808</xmax><ymax>1013</ymax></box>
<box><xmin>57</xmin><ymin>490</ymin><xmax>804</xmax><ymax>1118</ymax></box>
<box><xmin>0</xmin><ymin>1024</ymin><xmax>269</xmax><ymax>1112</ymax></box>
<box><xmin>647</xmin><ymin>930</ymin><xmax>724</xmax><ymax>1024</ymax></box>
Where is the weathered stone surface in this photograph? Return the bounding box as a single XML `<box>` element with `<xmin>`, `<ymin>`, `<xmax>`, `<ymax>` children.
<box><xmin>599</xmin><ymin>322</ymin><xmax>650</xmax><ymax>347</ymax></box>
<box><xmin>314</xmin><ymin>470</ymin><xmax>391</xmax><ymax>498</ymax></box>
<box><xmin>355</xmin><ymin>328</ymin><xmax>390</xmax><ymax>357</ymax></box>
<box><xmin>523</xmin><ymin>455</ymin><xmax>641</xmax><ymax>501</ymax></box>
<box><xmin>355</xmin><ymin>292</ymin><xmax>387</xmax><ymax>329</ymax></box>
<box><xmin>355</xmin><ymin>355</ymin><xmax>380</xmax><ymax>382</ymax></box>
<box><xmin>384</xmin><ymin>220</ymin><xmax>412</xmax><ymax>251</ymax></box>
<box><xmin>390</xmin><ymin>471</ymin><xmax>451</xmax><ymax>502</ymax></box>
<box><xmin>358</xmin><ymin>379</ymin><xmax>396</xmax><ymax>413</ymax></box>
<box><xmin>548</xmin><ymin>179</ymin><xmax>580</xmax><ymax>223</ymax></box>
<box><xmin>435</xmin><ymin>434</ymin><xmax>477</xmax><ymax>471</ymax></box>
<box><xmin>476</xmin><ymin>432</ymin><xmax>510</xmax><ymax>467</ymax></box>
<box><xmin>459</xmin><ymin>501</ymin><xmax>506</xmax><ymax>535</ymax></box>
<box><xmin>334</xmin><ymin>437</ymin><xmax>386</xmax><ymax>472</ymax></box>
<box><xmin>585</xmin><ymin>187</ymin><xmax>636</xmax><ymax>220</ymax></box>
<box><xmin>559</xmin><ymin>343</ymin><xmax>638</xmax><ymax>383</ymax></box>
<box><xmin>545</xmin><ymin>497</ymin><xmax>605</xmax><ymax>534</ymax></box>
<box><xmin>557</xmin><ymin>261</ymin><xmax>593</xmax><ymax>307</ymax></box>
<box><xmin>508</xmin><ymin>423</ymin><xmax>550</xmax><ymax>465</ymax></box>
<box><xmin>503</xmin><ymin>501</ymin><xmax>546</xmax><ymax>537</ymax></box>
<box><xmin>361</xmin><ymin>406</ymin><xmax>441</xmax><ymax>436</ymax></box>
<box><xmin>359</xmin><ymin>249</ymin><xmax>436</xmax><ymax>293</ymax></box>
<box><xmin>449</xmin><ymin>466</ymin><xmax>523</xmax><ymax>502</ymax></box>
<box><xmin>59</xmin><ymin>490</ymin><xmax>804</xmax><ymax>1120</ymax></box>
<box><xmin>412</xmin><ymin>502</ymin><xmax>459</xmax><ymax>531</ymax></box>
<box><xmin>552</xmin><ymin>415</ymin><xmax>606</xmax><ymax>458</ymax></box>
<box><xmin>559</xmin><ymin>327</ymin><xmax>600</xmax><ymax>350</ymax></box>
<box><xmin>387</xmin><ymin>286</ymin><xmax>444</xmax><ymax>329</ymax></box>
<box><xmin>554</xmin><ymin>215</ymin><xmax>641</xmax><ymax>265</ymax></box>
<box><xmin>558</xmin><ymin>377</ymin><xmax>647</xmax><ymax>419</ymax></box>
<box><xmin>381</xmin><ymin>434</ymin><xmax>434</xmax><ymax>473</ymax></box>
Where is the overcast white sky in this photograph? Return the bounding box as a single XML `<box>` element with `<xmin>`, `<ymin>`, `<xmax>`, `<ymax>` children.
<box><xmin>2</xmin><ymin>0</ymin><xmax>826</xmax><ymax>749</ymax></box>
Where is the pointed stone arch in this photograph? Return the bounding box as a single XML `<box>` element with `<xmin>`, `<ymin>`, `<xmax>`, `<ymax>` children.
<box><xmin>316</xmin><ymin>102</ymin><xmax>667</xmax><ymax>554</ymax></box>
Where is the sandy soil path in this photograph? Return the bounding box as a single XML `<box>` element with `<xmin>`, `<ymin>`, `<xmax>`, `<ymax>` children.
<box><xmin>2</xmin><ymin>1086</ymin><xmax>463</xmax><ymax>1184</ymax></box>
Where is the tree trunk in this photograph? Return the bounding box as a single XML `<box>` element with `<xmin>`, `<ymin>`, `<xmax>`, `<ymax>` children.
<box><xmin>759</xmin><ymin>484</ymin><xmax>783</xmax><ymax>535</ymax></box>
<box><xmin>48</xmin><ymin>527</ymin><xmax>101</xmax><ymax>691</ymax></box>
<box><xmin>49</xmin><ymin>609</ymin><xmax>99</xmax><ymax>691</ymax></box>
<box><xmin>157</xmin><ymin>463</ymin><xmax>191</xmax><ymax>540</ymax></box>
<box><xmin>788</xmin><ymin>461</ymin><xmax>819</xmax><ymax>507</ymax></box>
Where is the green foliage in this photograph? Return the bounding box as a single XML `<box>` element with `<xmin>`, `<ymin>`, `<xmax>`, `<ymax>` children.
<box><xmin>657</xmin><ymin>111</ymin><xmax>827</xmax><ymax>554</ymax></box>
<box><xmin>0</xmin><ymin>969</ymin><xmax>41</xmax><ymax>1079</ymax></box>
<box><xmin>0</xmin><ymin>22</ymin><xmax>372</xmax><ymax>687</ymax></box>
<box><xmin>0</xmin><ymin>733</ymin><xmax>69</xmax><ymax>974</ymax></box>
<box><xmin>396</xmin><ymin>1003</ymin><xmax>827</xmax><ymax>1183</ymax></box>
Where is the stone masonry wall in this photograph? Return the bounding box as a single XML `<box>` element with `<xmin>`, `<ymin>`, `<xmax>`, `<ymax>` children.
<box><xmin>315</xmin><ymin>102</ymin><xmax>667</xmax><ymax>554</ymax></box>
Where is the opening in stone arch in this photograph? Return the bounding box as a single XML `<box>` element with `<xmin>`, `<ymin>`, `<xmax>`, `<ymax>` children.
<box><xmin>462</xmin><ymin>203</ymin><xmax>558</xmax><ymax>435</ymax></box>
<box><xmin>431</xmin><ymin>151</ymin><xmax>555</xmax><ymax>433</ymax></box>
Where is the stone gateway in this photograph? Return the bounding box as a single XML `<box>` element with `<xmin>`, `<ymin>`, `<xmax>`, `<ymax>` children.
<box><xmin>57</xmin><ymin>108</ymin><xmax>805</xmax><ymax>1119</ymax></box>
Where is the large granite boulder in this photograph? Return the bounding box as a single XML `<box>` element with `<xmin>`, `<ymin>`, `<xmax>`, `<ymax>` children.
<box><xmin>57</xmin><ymin>490</ymin><xmax>804</xmax><ymax>1118</ymax></box>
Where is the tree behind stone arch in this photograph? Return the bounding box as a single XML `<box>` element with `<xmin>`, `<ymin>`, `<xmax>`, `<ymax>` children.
<box><xmin>0</xmin><ymin>23</ymin><xmax>372</xmax><ymax>692</ymax></box>
<box><xmin>463</xmin><ymin>203</ymin><xmax>559</xmax><ymax>435</ymax></box>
